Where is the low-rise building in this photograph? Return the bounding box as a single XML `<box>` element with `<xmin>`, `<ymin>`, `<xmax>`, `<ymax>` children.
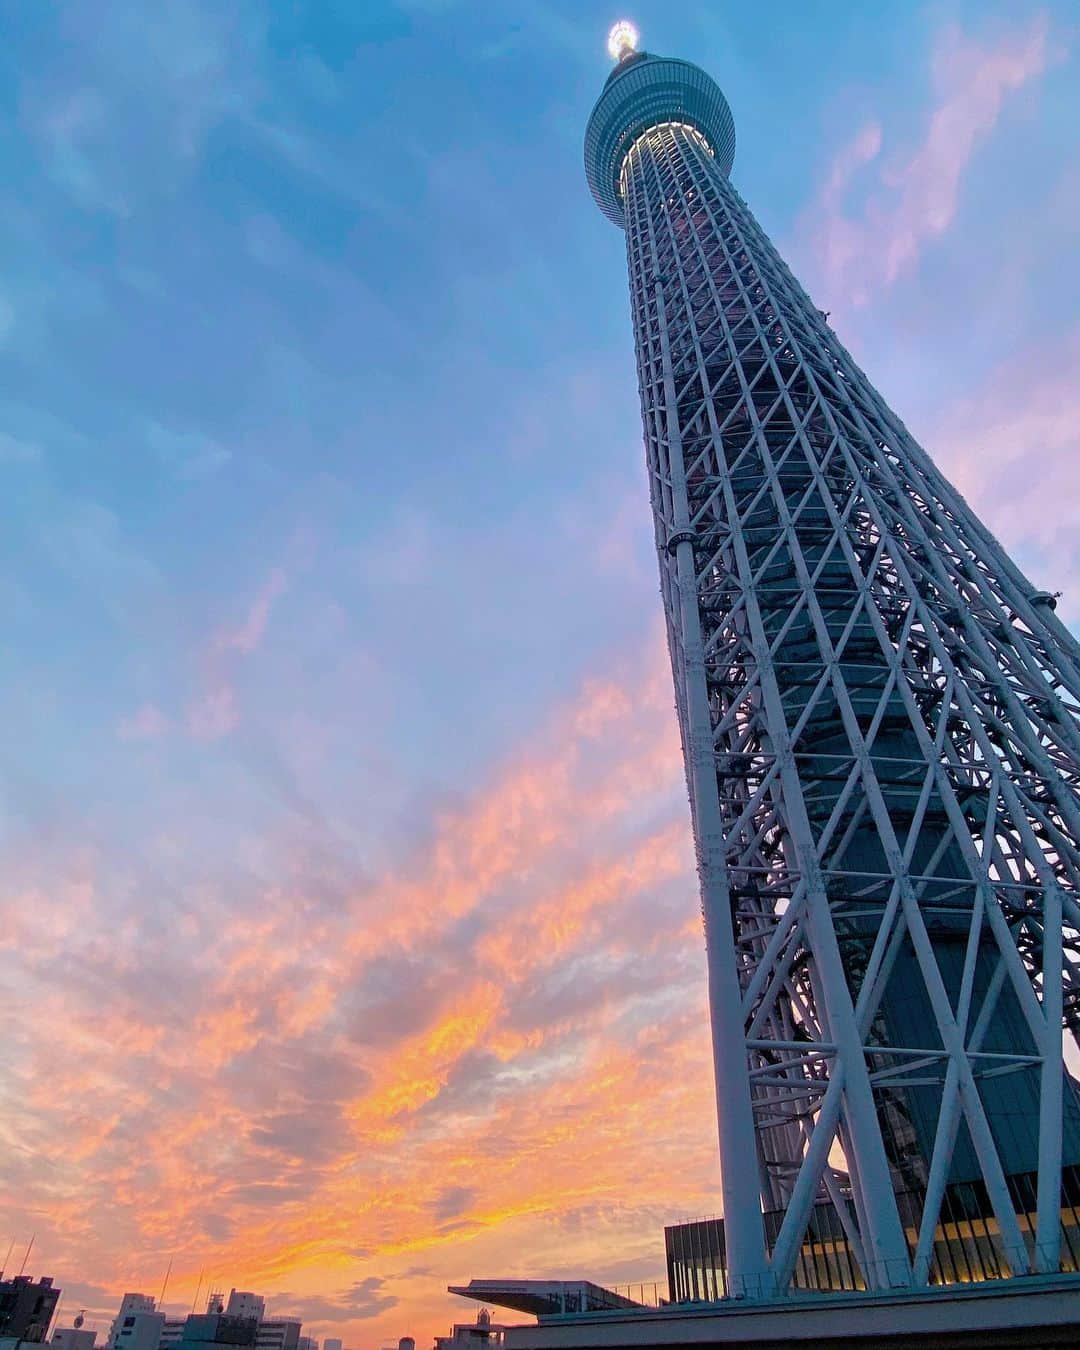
<box><xmin>221</xmin><ymin>1300</ymin><xmax>261</xmax><ymax>1328</ymax></box>
<box><xmin>180</xmin><ymin>1316</ymin><xmax>256</xmax><ymax>1350</ymax></box>
<box><xmin>158</xmin><ymin>1319</ymin><xmax>185</xmax><ymax>1350</ymax></box>
<box><xmin>52</xmin><ymin>1329</ymin><xmax>96</xmax><ymax>1350</ymax></box>
<box><xmin>252</xmin><ymin>1321</ymin><xmax>298</xmax><ymax>1350</ymax></box>
<box><xmin>106</xmin><ymin>1295</ymin><xmax>158</xmax><ymax>1350</ymax></box>
<box><xmin>114</xmin><ymin>1311</ymin><xmax>165</xmax><ymax>1350</ymax></box>
<box><xmin>434</xmin><ymin>1310</ymin><xmax>504</xmax><ymax>1350</ymax></box>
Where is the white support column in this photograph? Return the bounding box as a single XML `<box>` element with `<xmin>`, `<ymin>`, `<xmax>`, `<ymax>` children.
<box><xmin>655</xmin><ymin>281</ymin><xmax>771</xmax><ymax>1293</ymax></box>
<box><xmin>1037</xmin><ymin>882</ymin><xmax>1065</xmax><ymax>1272</ymax></box>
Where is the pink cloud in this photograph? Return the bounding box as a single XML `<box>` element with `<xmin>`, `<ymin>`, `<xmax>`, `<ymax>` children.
<box><xmin>187</xmin><ymin>683</ymin><xmax>239</xmax><ymax>738</ymax></box>
<box><xmin>810</xmin><ymin>121</ymin><xmax>883</xmax><ymax>300</ymax></box>
<box><xmin>117</xmin><ymin>701</ymin><xmax>170</xmax><ymax>741</ymax></box>
<box><xmin>220</xmin><ymin>567</ymin><xmax>288</xmax><ymax>655</ymax></box>
<box><xmin>928</xmin><ymin>325</ymin><xmax>1080</xmax><ymax>613</ymax></box>
<box><xmin>802</xmin><ymin>15</ymin><xmax>1054</xmax><ymax>307</ymax></box>
<box><xmin>182</xmin><ymin>568</ymin><xmax>289</xmax><ymax>740</ymax></box>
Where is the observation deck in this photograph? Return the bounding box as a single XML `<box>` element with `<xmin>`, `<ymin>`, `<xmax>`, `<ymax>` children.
<box><xmin>584</xmin><ymin>52</ymin><xmax>736</xmax><ymax>227</ymax></box>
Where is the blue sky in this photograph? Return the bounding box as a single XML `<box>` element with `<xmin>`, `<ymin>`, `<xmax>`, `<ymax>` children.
<box><xmin>1</xmin><ymin>2</ymin><xmax>1078</xmax><ymax>1346</ymax></box>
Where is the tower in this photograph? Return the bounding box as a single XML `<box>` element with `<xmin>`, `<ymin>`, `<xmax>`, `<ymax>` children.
<box><xmin>585</xmin><ymin>25</ymin><xmax>1080</xmax><ymax>1296</ymax></box>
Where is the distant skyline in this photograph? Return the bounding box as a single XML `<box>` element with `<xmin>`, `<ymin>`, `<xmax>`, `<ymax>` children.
<box><xmin>1</xmin><ymin>2</ymin><xmax>1078</xmax><ymax>1347</ymax></box>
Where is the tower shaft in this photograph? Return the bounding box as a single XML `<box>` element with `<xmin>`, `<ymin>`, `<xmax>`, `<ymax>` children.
<box><xmin>590</xmin><ymin>88</ymin><xmax>1080</xmax><ymax>1293</ymax></box>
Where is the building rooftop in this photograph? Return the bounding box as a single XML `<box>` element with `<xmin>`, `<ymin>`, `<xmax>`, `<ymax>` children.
<box><xmin>448</xmin><ymin>1282</ymin><xmax>642</xmax><ymax>1319</ymax></box>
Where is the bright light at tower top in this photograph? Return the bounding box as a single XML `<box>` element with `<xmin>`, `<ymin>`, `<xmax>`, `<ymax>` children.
<box><xmin>607</xmin><ymin>20</ymin><xmax>639</xmax><ymax>62</ymax></box>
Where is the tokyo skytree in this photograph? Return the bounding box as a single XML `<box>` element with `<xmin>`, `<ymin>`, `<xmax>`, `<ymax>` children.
<box><xmin>585</xmin><ymin>23</ymin><xmax>1080</xmax><ymax>1297</ymax></box>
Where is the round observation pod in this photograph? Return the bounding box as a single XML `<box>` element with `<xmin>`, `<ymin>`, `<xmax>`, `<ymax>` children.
<box><xmin>584</xmin><ymin>51</ymin><xmax>737</xmax><ymax>228</ymax></box>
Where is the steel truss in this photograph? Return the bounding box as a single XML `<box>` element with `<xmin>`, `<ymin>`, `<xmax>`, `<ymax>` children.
<box><xmin>617</xmin><ymin>118</ymin><xmax>1080</xmax><ymax>1296</ymax></box>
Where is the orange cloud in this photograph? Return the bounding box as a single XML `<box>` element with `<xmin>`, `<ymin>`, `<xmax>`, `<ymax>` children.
<box><xmin>0</xmin><ymin>631</ymin><xmax>724</xmax><ymax>1348</ymax></box>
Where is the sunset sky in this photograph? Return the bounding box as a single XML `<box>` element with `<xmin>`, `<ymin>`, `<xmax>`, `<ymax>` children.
<box><xmin>1</xmin><ymin>0</ymin><xmax>1078</xmax><ymax>1346</ymax></box>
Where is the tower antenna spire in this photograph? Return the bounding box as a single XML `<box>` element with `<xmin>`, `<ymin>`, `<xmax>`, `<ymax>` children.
<box><xmin>606</xmin><ymin>20</ymin><xmax>638</xmax><ymax>63</ymax></box>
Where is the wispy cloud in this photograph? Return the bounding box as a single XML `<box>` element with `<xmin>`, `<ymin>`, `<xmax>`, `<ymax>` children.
<box><xmin>180</xmin><ymin>569</ymin><xmax>290</xmax><ymax>738</ymax></box>
<box><xmin>39</xmin><ymin>498</ymin><xmax>159</xmax><ymax>599</ymax></box>
<box><xmin>219</xmin><ymin>569</ymin><xmax>289</xmax><ymax>656</ymax></box>
<box><xmin>19</xmin><ymin>1</ymin><xmax>259</xmax><ymax>215</ymax></box>
<box><xmin>273</xmin><ymin>1278</ymin><xmax>398</xmax><ymax>1325</ymax></box>
<box><xmin>187</xmin><ymin>683</ymin><xmax>240</xmax><ymax>739</ymax></box>
<box><xmin>802</xmin><ymin>14</ymin><xmax>1056</xmax><ymax>307</ymax></box>
<box><xmin>118</xmin><ymin>702</ymin><xmax>171</xmax><ymax>742</ymax></box>
<box><xmin>147</xmin><ymin>422</ymin><xmax>232</xmax><ymax>481</ymax></box>
<box><xmin>929</xmin><ymin>325</ymin><xmax>1080</xmax><ymax>612</ymax></box>
<box><xmin>0</xmin><ymin>431</ymin><xmax>41</xmax><ymax>463</ymax></box>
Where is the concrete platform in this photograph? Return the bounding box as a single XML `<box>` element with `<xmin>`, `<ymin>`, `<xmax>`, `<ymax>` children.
<box><xmin>497</xmin><ymin>1275</ymin><xmax>1080</xmax><ymax>1350</ymax></box>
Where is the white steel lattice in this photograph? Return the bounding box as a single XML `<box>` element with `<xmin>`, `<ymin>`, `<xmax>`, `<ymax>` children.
<box><xmin>590</xmin><ymin>84</ymin><xmax>1080</xmax><ymax>1296</ymax></box>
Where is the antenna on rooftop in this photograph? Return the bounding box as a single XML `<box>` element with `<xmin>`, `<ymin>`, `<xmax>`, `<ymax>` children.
<box><xmin>17</xmin><ymin>1235</ymin><xmax>35</xmax><ymax>1277</ymax></box>
<box><xmin>158</xmin><ymin>1259</ymin><xmax>173</xmax><ymax>1308</ymax></box>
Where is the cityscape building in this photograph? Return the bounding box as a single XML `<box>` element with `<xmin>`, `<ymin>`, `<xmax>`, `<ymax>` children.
<box><xmin>0</xmin><ymin>1278</ymin><xmax>60</xmax><ymax>1343</ymax></box>
<box><xmin>222</xmin><ymin>1300</ymin><xmax>261</xmax><ymax>1327</ymax></box>
<box><xmin>96</xmin><ymin>1289</ymin><xmax>299</xmax><ymax>1350</ymax></box>
<box><xmin>111</xmin><ymin>1312</ymin><xmax>167</xmax><ymax>1350</ymax></box>
<box><xmin>250</xmin><ymin>1319</ymin><xmax>299</xmax><ymax>1350</ymax></box>
<box><xmin>156</xmin><ymin>1321</ymin><xmax>184</xmax><ymax>1350</ymax></box>
<box><xmin>433</xmin><ymin>1310</ymin><xmax>504</xmax><ymax>1350</ymax></box>
<box><xmin>51</xmin><ymin>1329</ymin><xmax>96</xmax><ymax>1350</ymax></box>
<box><xmin>581</xmin><ymin>21</ymin><xmax>1080</xmax><ymax>1302</ymax></box>
<box><xmin>107</xmin><ymin>1296</ymin><xmax>157</xmax><ymax>1350</ymax></box>
<box><xmin>178</xmin><ymin>1315</ymin><xmax>255</xmax><ymax>1350</ymax></box>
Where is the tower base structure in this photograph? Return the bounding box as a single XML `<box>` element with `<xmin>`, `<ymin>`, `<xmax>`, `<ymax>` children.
<box><xmin>455</xmin><ymin>1276</ymin><xmax>1080</xmax><ymax>1350</ymax></box>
